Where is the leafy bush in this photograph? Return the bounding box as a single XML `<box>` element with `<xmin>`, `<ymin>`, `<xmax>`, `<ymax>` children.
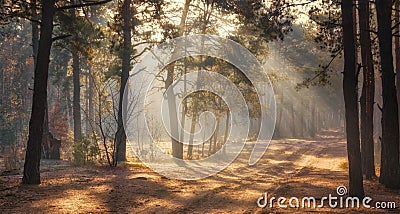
<box><xmin>73</xmin><ymin>137</ymin><xmax>100</xmax><ymax>165</ymax></box>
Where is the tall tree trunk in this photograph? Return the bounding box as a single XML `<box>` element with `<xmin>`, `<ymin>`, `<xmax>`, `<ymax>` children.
<box><xmin>180</xmin><ymin>62</ymin><xmax>187</xmax><ymax>155</ymax></box>
<box><xmin>213</xmin><ymin>114</ymin><xmax>221</xmax><ymax>153</ymax></box>
<box><xmin>167</xmin><ymin>0</ymin><xmax>191</xmax><ymax>159</ymax></box>
<box><xmin>187</xmin><ymin>72</ymin><xmax>200</xmax><ymax>160</ymax></box>
<box><xmin>358</xmin><ymin>0</ymin><xmax>376</xmax><ymax>179</ymax></box>
<box><xmin>187</xmin><ymin>113</ymin><xmax>196</xmax><ymax>159</ymax></box>
<box><xmin>69</xmin><ymin>0</ymin><xmax>82</xmax><ymax>144</ymax></box>
<box><xmin>223</xmin><ymin>109</ymin><xmax>230</xmax><ymax>154</ymax></box>
<box><xmin>395</xmin><ymin>0</ymin><xmax>400</xmax><ymax>173</ymax></box>
<box><xmin>22</xmin><ymin>0</ymin><xmax>55</xmax><ymax>185</ymax></box>
<box><xmin>85</xmin><ymin>71</ymin><xmax>89</xmax><ymax>134</ymax></box>
<box><xmin>291</xmin><ymin>103</ymin><xmax>295</xmax><ymax>137</ymax></box>
<box><xmin>276</xmin><ymin>88</ymin><xmax>284</xmax><ymax>138</ymax></box>
<box><xmin>88</xmin><ymin>69</ymin><xmax>94</xmax><ymax>136</ymax></box>
<box><xmin>114</xmin><ymin>0</ymin><xmax>132</xmax><ymax>163</ymax></box>
<box><xmin>32</xmin><ymin>0</ymin><xmax>50</xmax><ymax>159</ymax></box>
<box><xmin>187</xmin><ymin>70</ymin><xmax>202</xmax><ymax>159</ymax></box>
<box><xmin>65</xmin><ymin>78</ymin><xmax>73</xmax><ymax>129</ymax></box>
<box><xmin>166</xmin><ymin>65</ymin><xmax>182</xmax><ymax>159</ymax></box>
<box><xmin>31</xmin><ymin>0</ymin><xmax>39</xmax><ymax>67</ymax></box>
<box><xmin>310</xmin><ymin>102</ymin><xmax>316</xmax><ymax>137</ymax></box>
<box><xmin>376</xmin><ymin>0</ymin><xmax>400</xmax><ymax>189</ymax></box>
<box><xmin>341</xmin><ymin>0</ymin><xmax>365</xmax><ymax>197</ymax></box>
<box><xmin>72</xmin><ymin>52</ymin><xmax>82</xmax><ymax>143</ymax></box>
<box><xmin>300</xmin><ymin>100</ymin><xmax>304</xmax><ymax>137</ymax></box>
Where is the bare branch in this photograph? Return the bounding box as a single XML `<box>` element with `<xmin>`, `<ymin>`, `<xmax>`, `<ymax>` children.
<box><xmin>52</xmin><ymin>34</ymin><xmax>72</xmax><ymax>42</ymax></box>
<box><xmin>57</xmin><ymin>0</ymin><xmax>112</xmax><ymax>11</ymax></box>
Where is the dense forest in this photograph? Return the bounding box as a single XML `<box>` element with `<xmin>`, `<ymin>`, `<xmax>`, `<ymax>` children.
<box><xmin>0</xmin><ymin>0</ymin><xmax>399</xmax><ymax>213</ymax></box>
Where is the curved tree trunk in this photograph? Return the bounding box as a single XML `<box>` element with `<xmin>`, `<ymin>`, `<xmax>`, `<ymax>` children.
<box><xmin>22</xmin><ymin>0</ymin><xmax>55</xmax><ymax>185</ymax></box>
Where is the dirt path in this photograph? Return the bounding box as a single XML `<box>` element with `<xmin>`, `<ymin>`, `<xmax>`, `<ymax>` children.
<box><xmin>1</xmin><ymin>130</ymin><xmax>399</xmax><ymax>213</ymax></box>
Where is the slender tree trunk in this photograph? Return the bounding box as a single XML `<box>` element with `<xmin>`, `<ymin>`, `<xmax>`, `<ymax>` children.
<box><xmin>223</xmin><ymin>109</ymin><xmax>230</xmax><ymax>154</ymax></box>
<box><xmin>88</xmin><ymin>70</ymin><xmax>94</xmax><ymax>136</ymax></box>
<box><xmin>341</xmin><ymin>0</ymin><xmax>365</xmax><ymax>197</ymax></box>
<box><xmin>376</xmin><ymin>0</ymin><xmax>400</xmax><ymax>189</ymax></box>
<box><xmin>208</xmin><ymin>131</ymin><xmax>213</xmax><ymax>155</ymax></box>
<box><xmin>72</xmin><ymin>53</ymin><xmax>82</xmax><ymax>143</ymax></box>
<box><xmin>167</xmin><ymin>0</ymin><xmax>191</xmax><ymax>159</ymax></box>
<box><xmin>166</xmin><ymin>65</ymin><xmax>182</xmax><ymax>159</ymax></box>
<box><xmin>187</xmin><ymin>113</ymin><xmax>196</xmax><ymax>159</ymax></box>
<box><xmin>85</xmin><ymin>71</ymin><xmax>89</xmax><ymax>134</ymax></box>
<box><xmin>358</xmin><ymin>0</ymin><xmax>376</xmax><ymax>179</ymax></box>
<box><xmin>114</xmin><ymin>0</ymin><xmax>131</xmax><ymax>162</ymax></box>
<box><xmin>276</xmin><ymin>89</ymin><xmax>284</xmax><ymax>138</ymax></box>
<box><xmin>180</xmin><ymin>62</ymin><xmax>187</xmax><ymax>152</ymax></box>
<box><xmin>291</xmin><ymin>103</ymin><xmax>295</xmax><ymax>137</ymax></box>
<box><xmin>310</xmin><ymin>102</ymin><xmax>316</xmax><ymax>137</ymax></box>
<box><xmin>213</xmin><ymin>114</ymin><xmax>221</xmax><ymax>153</ymax></box>
<box><xmin>187</xmin><ymin>72</ymin><xmax>202</xmax><ymax>158</ymax></box>
<box><xmin>300</xmin><ymin>100</ymin><xmax>304</xmax><ymax>137</ymax></box>
<box><xmin>65</xmin><ymin>78</ymin><xmax>73</xmax><ymax>129</ymax></box>
<box><xmin>22</xmin><ymin>0</ymin><xmax>55</xmax><ymax>185</ymax></box>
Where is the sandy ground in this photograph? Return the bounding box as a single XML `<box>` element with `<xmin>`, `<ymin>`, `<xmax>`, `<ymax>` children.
<box><xmin>0</xmin><ymin>130</ymin><xmax>399</xmax><ymax>213</ymax></box>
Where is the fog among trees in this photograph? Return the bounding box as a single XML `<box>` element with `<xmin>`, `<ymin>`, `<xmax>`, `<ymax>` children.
<box><xmin>0</xmin><ymin>0</ymin><xmax>399</xmax><ymax>213</ymax></box>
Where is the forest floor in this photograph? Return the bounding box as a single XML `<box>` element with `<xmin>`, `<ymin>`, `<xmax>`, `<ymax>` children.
<box><xmin>0</xmin><ymin>129</ymin><xmax>399</xmax><ymax>213</ymax></box>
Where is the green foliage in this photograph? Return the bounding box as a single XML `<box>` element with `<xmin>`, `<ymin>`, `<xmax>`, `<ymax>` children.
<box><xmin>72</xmin><ymin>137</ymin><xmax>100</xmax><ymax>165</ymax></box>
<box><xmin>72</xmin><ymin>139</ymin><xmax>89</xmax><ymax>165</ymax></box>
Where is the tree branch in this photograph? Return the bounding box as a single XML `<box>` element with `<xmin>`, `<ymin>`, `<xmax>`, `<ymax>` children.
<box><xmin>52</xmin><ymin>34</ymin><xmax>72</xmax><ymax>42</ymax></box>
<box><xmin>130</xmin><ymin>47</ymin><xmax>150</xmax><ymax>61</ymax></box>
<box><xmin>57</xmin><ymin>0</ymin><xmax>112</xmax><ymax>11</ymax></box>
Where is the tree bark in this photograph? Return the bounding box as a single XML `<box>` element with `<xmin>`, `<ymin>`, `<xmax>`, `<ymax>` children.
<box><xmin>187</xmin><ymin>112</ymin><xmax>196</xmax><ymax>159</ymax></box>
<box><xmin>167</xmin><ymin>0</ymin><xmax>191</xmax><ymax>159</ymax></box>
<box><xmin>376</xmin><ymin>0</ymin><xmax>400</xmax><ymax>189</ymax></box>
<box><xmin>166</xmin><ymin>65</ymin><xmax>183</xmax><ymax>159</ymax></box>
<box><xmin>291</xmin><ymin>103</ymin><xmax>295</xmax><ymax>137</ymax></box>
<box><xmin>42</xmin><ymin>100</ymin><xmax>50</xmax><ymax>158</ymax></box>
<box><xmin>180</xmin><ymin>63</ymin><xmax>187</xmax><ymax>156</ymax></box>
<box><xmin>223</xmin><ymin>109</ymin><xmax>230</xmax><ymax>154</ymax></box>
<box><xmin>31</xmin><ymin>0</ymin><xmax>39</xmax><ymax>67</ymax></box>
<box><xmin>72</xmin><ymin>52</ymin><xmax>82</xmax><ymax>143</ymax></box>
<box><xmin>213</xmin><ymin>114</ymin><xmax>221</xmax><ymax>153</ymax></box>
<box><xmin>22</xmin><ymin>0</ymin><xmax>55</xmax><ymax>185</ymax></box>
<box><xmin>88</xmin><ymin>69</ymin><xmax>94</xmax><ymax>136</ymax></box>
<box><xmin>341</xmin><ymin>0</ymin><xmax>365</xmax><ymax>197</ymax></box>
<box><xmin>32</xmin><ymin>0</ymin><xmax>50</xmax><ymax>160</ymax></box>
<box><xmin>114</xmin><ymin>0</ymin><xmax>131</xmax><ymax>162</ymax></box>
<box><xmin>310</xmin><ymin>101</ymin><xmax>316</xmax><ymax>138</ymax></box>
<box><xmin>358</xmin><ymin>0</ymin><xmax>376</xmax><ymax>179</ymax></box>
<box><xmin>395</xmin><ymin>0</ymin><xmax>400</xmax><ymax>175</ymax></box>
